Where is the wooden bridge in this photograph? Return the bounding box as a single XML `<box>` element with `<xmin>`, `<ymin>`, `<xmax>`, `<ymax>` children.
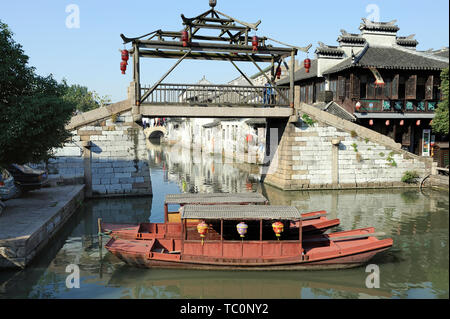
<box><xmin>120</xmin><ymin>0</ymin><xmax>311</xmax><ymax>121</ymax></box>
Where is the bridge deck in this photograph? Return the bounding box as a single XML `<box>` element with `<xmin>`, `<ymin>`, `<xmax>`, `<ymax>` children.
<box><xmin>140</xmin><ymin>104</ymin><xmax>293</xmax><ymax>118</ymax></box>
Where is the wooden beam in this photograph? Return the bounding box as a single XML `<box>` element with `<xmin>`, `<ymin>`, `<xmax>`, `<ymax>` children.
<box><xmin>185</xmin><ymin>23</ymin><xmax>248</xmax><ymax>32</ymax></box>
<box><xmin>136</xmin><ymin>39</ymin><xmax>293</xmax><ymax>55</ymax></box>
<box><xmin>228</xmin><ymin>59</ymin><xmax>265</xmax><ymax>100</ymax></box>
<box><xmin>290</xmin><ymin>49</ymin><xmax>295</xmax><ymax>107</ymax></box>
<box><xmin>140</xmin><ymin>50</ymin><xmax>191</xmax><ymax>104</ymax></box>
<box><xmin>133</xmin><ymin>42</ymin><xmax>140</xmax><ymax>105</ymax></box>
<box><xmin>246</xmin><ymin>54</ymin><xmax>290</xmax><ymax>104</ymax></box>
<box><xmin>139</xmin><ymin>50</ymin><xmax>275</xmax><ymax>62</ymax></box>
<box><xmin>215</xmin><ymin>10</ymin><xmax>261</xmax><ymax>31</ymax></box>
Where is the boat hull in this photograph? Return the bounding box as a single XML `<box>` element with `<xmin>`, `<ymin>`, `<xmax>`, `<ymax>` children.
<box><xmin>105</xmin><ymin>228</ymin><xmax>393</xmax><ymax>271</ymax></box>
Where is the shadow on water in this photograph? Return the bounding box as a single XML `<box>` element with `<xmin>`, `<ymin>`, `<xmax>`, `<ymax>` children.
<box><xmin>106</xmin><ymin>264</ymin><xmax>394</xmax><ymax>299</ymax></box>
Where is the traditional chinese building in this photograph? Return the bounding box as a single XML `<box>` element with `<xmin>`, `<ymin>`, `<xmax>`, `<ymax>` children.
<box><xmin>279</xmin><ymin>19</ymin><xmax>449</xmax><ymax>158</ymax></box>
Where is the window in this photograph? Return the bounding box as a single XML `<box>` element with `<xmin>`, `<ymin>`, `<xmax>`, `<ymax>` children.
<box><xmin>329</xmin><ymin>79</ymin><xmax>337</xmax><ymax>99</ymax></box>
<box><xmin>360</xmin><ymin>75</ymin><xmax>367</xmax><ymax>99</ymax></box>
<box><xmin>307</xmin><ymin>84</ymin><xmax>314</xmax><ymax>103</ymax></box>
<box><xmin>300</xmin><ymin>86</ymin><xmax>306</xmax><ymax>102</ymax></box>
<box><xmin>384</xmin><ymin>78</ymin><xmax>391</xmax><ymax>98</ymax></box>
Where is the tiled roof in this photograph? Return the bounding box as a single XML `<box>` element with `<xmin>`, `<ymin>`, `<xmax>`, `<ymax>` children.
<box><xmin>202</xmin><ymin>120</ymin><xmax>221</xmax><ymax>128</ymax></box>
<box><xmin>432</xmin><ymin>48</ymin><xmax>449</xmax><ymax>58</ymax></box>
<box><xmin>315</xmin><ymin>46</ymin><xmax>345</xmax><ymax>56</ymax></box>
<box><xmin>396</xmin><ymin>37</ymin><xmax>418</xmax><ymax>47</ymax></box>
<box><xmin>323</xmin><ymin>46</ymin><xmax>449</xmax><ymax>74</ymax></box>
<box><xmin>359</xmin><ymin>19</ymin><xmax>400</xmax><ymax>32</ymax></box>
<box><xmin>314</xmin><ymin>101</ymin><xmax>356</xmax><ymax>122</ymax></box>
<box><xmin>181</xmin><ymin>204</ymin><xmax>302</xmax><ymax>220</ymax></box>
<box><xmin>245</xmin><ymin>118</ymin><xmax>266</xmax><ymax>126</ymax></box>
<box><xmin>277</xmin><ymin>59</ymin><xmax>318</xmax><ymax>85</ymax></box>
<box><xmin>165</xmin><ymin>193</ymin><xmax>268</xmax><ymax>205</ymax></box>
<box><xmin>337</xmin><ymin>30</ymin><xmax>366</xmax><ymax>44</ymax></box>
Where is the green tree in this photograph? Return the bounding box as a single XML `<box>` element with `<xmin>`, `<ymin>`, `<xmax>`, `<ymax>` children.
<box><xmin>61</xmin><ymin>80</ymin><xmax>111</xmax><ymax>113</ymax></box>
<box><xmin>0</xmin><ymin>21</ymin><xmax>76</xmax><ymax>166</ymax></box>
<box><xmin>432</xmin><ymin>68</ymin><xmax>449</xmax><ymax>135</ymax></box>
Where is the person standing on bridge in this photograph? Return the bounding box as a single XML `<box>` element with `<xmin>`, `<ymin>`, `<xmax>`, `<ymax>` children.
<box><xmin>263</xmin><ymin>82</ymin><xmax>273</xmax><ymax>106</ymax></box>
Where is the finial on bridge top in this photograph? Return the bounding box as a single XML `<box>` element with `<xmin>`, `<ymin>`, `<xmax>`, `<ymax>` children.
<box><xmin>209</xmin><ymin>0</ymin><xmax>217</xmax><ymax>8</ymax></box>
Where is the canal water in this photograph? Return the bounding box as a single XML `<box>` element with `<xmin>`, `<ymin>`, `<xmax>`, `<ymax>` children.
<box><xmin>0</xmin><ymin>145</ymin><xmax>448</xmax><ymax>299</ymax></box>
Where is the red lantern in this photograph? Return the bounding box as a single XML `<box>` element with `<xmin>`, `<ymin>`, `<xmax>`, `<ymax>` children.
<box><xmin>399</xmin><ymin>120</ymin><xmax>404</xmax><ymax>126</ymax></box>
<box><xmin>369</xmin><ymin>119</ymin><xmax>374</xmax><ymax>126</ymax></box>
<box><xmin>276</xmin><ymin>66</ymin><xmax>282</xmax><ymax>79</ymax></box>
<box><xmin>304</xmin><ymin>58</ymin><xmax>311</xmax><ymax>73</ymax></box>
<box><xmin>246</xmin><ymin>134</ymin><xmax>253</xmax><ymax>142</ymax></box>
<box><xmin>252</xmin><ymin>35</ymin><xmax>259</xmax><ymax>52</ymax></box>
<box><xmin>416</xmin><ymin>120</ymin><xmax>421</xmax><ymax>126</ymax></box>
<box><xmin>385</xmin><ymin>120</ymin><xmax>390</xmax><ymax>126</ymax></box>
<box><xmin>121</xmin><ymin>50</ymin><xmax>129</xmax><ymax>63</ymax></box>
<box><xmin>272</xmin><ymin>221</ymin><xmax>284</xmax><ymax>239</ymax></box>
<box><xmin>120</xmin><ymin>61</ymin><xmax>127</xmax><ymax>75</ymax></box>
<box><xmin>181</xmin><ymin>30</ymin><xmax>189</xmax><ymax>47</ymax></box>
<box><xmin>355</xmin><ymin>102</ymin><xmax>361</xmax><ymax>112</ymax></box>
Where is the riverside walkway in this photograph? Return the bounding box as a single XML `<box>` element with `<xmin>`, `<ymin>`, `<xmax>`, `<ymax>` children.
<box><xmin>0</xmin><ymin>185</ymin><xmax>84</xmax><ymax>269</ymax></box>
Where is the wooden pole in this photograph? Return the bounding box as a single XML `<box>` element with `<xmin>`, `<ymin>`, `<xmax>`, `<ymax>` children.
<box><xmin>97</xmin><ymin>218</ymin><xmax>103</xmax><ymax>260</ymax></box>
<box><xmin>140</xmin><ymin>49</ymin><xmax>191</xmax><ymax>103</ymax></box>
<box><xmin>164</xmin><ymin>203</ymin><xmax>168</xmax><ymax>223</ymax></box>
<box><xmin>246</xmin><ymin>54</ymin><xmax>289</xmax><ymax>104</ymax></box>
<box><xmin>290</xmin><ymin>49</ymin><xmax>295</xmax><ymax>108</ymax></box>
<box><xmin>133</xmin><ymin>42</ymin><xmax>141</xmax><ymax>106</ymax></box>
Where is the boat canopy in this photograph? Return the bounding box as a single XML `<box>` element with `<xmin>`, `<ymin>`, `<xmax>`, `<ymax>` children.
<box><xmin>164</xmin><ymin>193</ymin><xmax>268</xmax><ymax>205</ymax></box>
<box><xmin>180</xmin><ymin>205</ymin><xmax>302</xmax><ymax>220</ymax></box>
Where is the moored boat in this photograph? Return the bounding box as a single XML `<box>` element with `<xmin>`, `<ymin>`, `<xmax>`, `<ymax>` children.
<box><xmin>100</xmin><ymin>193</ymin><xmax>340</xmax><ymax>240</ymax></box>
<box><xmin>105</xmin><ymin>205</ymin><xmax>392</xmax><ymax>271</ymax></box>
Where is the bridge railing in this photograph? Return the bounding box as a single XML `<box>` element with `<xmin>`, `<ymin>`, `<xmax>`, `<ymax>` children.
<box><xmin>140</xmin><ymin>83</ymin><xmax>290</xmax><ymax>107</ymax></box>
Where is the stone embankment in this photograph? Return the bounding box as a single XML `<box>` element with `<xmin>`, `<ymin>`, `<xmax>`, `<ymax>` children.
<box><xmin>264</xmin><ymin>100</ymin><xmax>433</xmax><ymax>191</ymax></box>
<box><xmin>0</xmin><ymin>185</ymin><xmax>84</xmax><ymax>269</ymax></box>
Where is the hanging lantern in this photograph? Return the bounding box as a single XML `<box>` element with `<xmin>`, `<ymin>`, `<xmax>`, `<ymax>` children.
<box><xmin>121</xmin><ymin>50</ymin><xmax>129</xmax><ymax>63</ymax></box>
<box><xmin>429</xmin><ymin>120</ymin><xmax>433</xmax><ymax>125</ymax></box>
<box><xmin>252</xmin><ymin>35</ymin><xmax>259</xmax><ymax>52</ymax></box>
<box><xmin>276</xmin><ymin>66</ymin><xmax>282</xmax><ymax>79</ymax></box>
<box><xmin>236</xmin><ymin>222</ymin><xmax>248</xmax><ymax>238</ymax></box>
<box><xmin>304</xmin><ymin>58</ymin><xmax>311</xmax><ymax>73</ymax></box>
<box><xmin>385</xmin><ymin>120</ymin><xmax>390</xmax><ymax>126</ymax></box>
<box><xmin>181</xmin><ymin>30</ymin><xmax>189</xmax><ymax>47</ymax></box>
<box><xmin>120</xmin><ymin>61</ymin><xmax>127</xmax><ymax>75</ymax></box>
<box><xmin>197</xmin><ymin>221</ymin><xmax>208</xmax><ymax>245</ymax></box>
<box><xmin>399</xmin><ymin>120</ymin><xmax>404</xmax><ymax>126</ymax></box>
<box><xmin>416</xmin><ymin>120</ymin><xmax>421</xmax><ymax>126</ymax></box>
<box><xmin>355</xmin><ymin>101</ymin><xmax>361</xmax><ymax>112</ymax></box>
<box><xmin>272</xmin><ymin>221</ymin><xmax>284</xmax><ymax>240</ymax></box>
<box><xmin>246</xmin><ymin>134</ymin><xmax>253</xmax><ymax>142</ymax></box>
<box><xmin>369</xmin><ymin>119</ymin><xmax>374</xmax><ymax>126</ymax></box>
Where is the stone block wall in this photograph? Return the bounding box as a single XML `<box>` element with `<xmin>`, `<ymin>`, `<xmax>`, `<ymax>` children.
<box><xmin>263</xmin><ymin>102</ymin><xmax>432</xmax><ymax>191</ymax></box>
<box><xmin>47</xmin><ymin>110</ymin><xmax>152</xmax><ymax>197</ymax></box>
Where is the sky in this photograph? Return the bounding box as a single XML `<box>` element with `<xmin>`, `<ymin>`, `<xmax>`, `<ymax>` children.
<box><xmin>1</xmin><ymin>0</ymin><xmax>449</xmax><ymax>102</ymax></box>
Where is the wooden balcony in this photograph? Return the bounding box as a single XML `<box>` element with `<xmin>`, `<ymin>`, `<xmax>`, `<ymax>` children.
<box><xmin>356</xmin><ymin>99</ymin><xmax>438</xmax><ymax>113</ymax></box>
<box><xmin>140</xmin><ymin>83</ymin><xmax>290</xmax><ymax>107</ymax></box>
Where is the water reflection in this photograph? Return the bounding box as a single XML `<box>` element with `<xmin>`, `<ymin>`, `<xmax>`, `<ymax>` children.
<box><xmin>0</xmin><ymin>145</ymin><xmax>448</xmax><ymax>299</ymax></box>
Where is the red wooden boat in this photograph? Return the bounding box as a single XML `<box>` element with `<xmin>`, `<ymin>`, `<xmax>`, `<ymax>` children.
<box><xmin>105</xmin><ymin>205</ymin><xmax>392</xmax><ymax>271</ymax></box>
<box><xmin>100</xmin><ymin>193</ymin><xmax>340</xmax><ymax>240</ymax></box>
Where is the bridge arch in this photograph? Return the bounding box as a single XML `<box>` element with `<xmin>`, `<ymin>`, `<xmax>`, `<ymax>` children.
<box><xmin>144</xmin><ymin>126</ymin><xmax>168</xmax><ymax>144</ymax></box>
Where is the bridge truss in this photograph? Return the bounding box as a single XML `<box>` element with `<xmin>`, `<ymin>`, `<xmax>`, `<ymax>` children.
<box><xmin>120</xmin><ymin>0</ymin><xmax>311</xmax><ymax>111</ymax></box>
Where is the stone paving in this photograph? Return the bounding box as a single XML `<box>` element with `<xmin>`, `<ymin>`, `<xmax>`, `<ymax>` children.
<box><xmin>0</xmin><ymin>185</ymin><xmax>84</xmax><ymax>269</ymax></box>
